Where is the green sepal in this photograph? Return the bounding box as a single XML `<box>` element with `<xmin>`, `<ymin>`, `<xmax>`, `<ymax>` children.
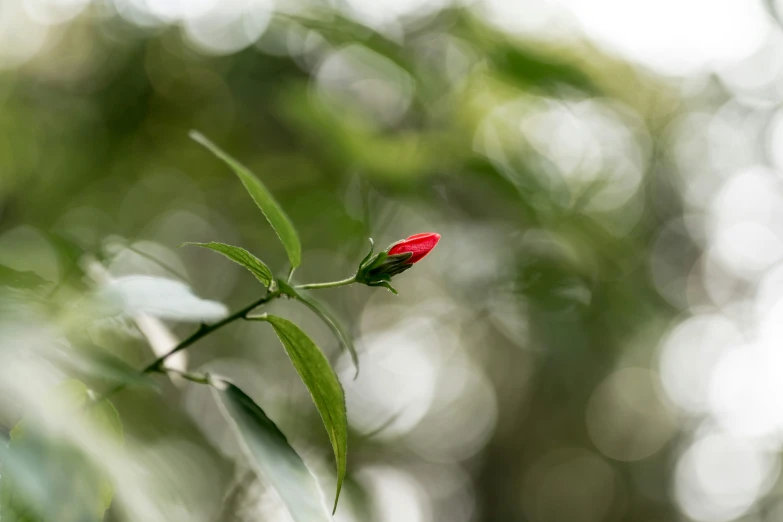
<box><xmin>355</xmin><ymin>250</ymin><xmax>412</xmax><ymax>288</ymax></box>
<box><xmin>358</xmin><ymin>238</ymin><xmax>376</xmax><ymax>269</ymax></box>
<box><xmin>369</xmin><ymin>281</ymin><xmax>398</xmax><ymax>294</ymax></box>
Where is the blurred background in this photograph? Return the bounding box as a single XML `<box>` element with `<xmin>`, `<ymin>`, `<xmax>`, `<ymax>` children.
<box><xmin>2</xmin><ymin>0</ymin><xmax>783</xmax><ymax>521</ymax></box>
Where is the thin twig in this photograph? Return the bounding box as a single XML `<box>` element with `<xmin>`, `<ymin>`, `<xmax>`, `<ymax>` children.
<box><xmin>96</xmin><ymin>289</ymin><xmax>283</xmax><ymax>402</ymax></box>
<box><xmin>294</xmin><ymin>276</ymin><xmax>356</xmax><ymax>291</ymax></box>
<box><xmin>141</xmin><ymin>289</ymin><xmax>282</xmax><ymax>373</ymax></box>
<box><xmin>161</xmin><ymin>367</ymin><xmax>211</xmax><ymax>385</ymax></box>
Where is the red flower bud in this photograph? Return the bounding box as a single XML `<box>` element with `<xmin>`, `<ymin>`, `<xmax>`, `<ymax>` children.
<box><xmin>354</xmin><ymin>233</ymin><xmax>441</xmax><ymax>293</ymax></box>
<box><xmin>387</xmin><ymin>233</ymin><xmax>441</xmax><ymax>264</ymax></box>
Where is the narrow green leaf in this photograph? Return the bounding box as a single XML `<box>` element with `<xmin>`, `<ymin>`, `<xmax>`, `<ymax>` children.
<box><xmin>211</xmin><ymin>381</ymin><xmax>330</xmax><ymax>522</ymax></box>
<box><xmin>252</xmin><ymin>315</ymin><xmax>347</xmax><ymax>513</ymax></box>
<box><xmin>189</xmin><ymin>131</ymin><xmax>302</xmax><ymax>269</ymax></box>
<box><xmin>181</xmin><ymin>242</ymin><xmax>274</xmax><ymax>288</ymax></box>
<box><xmin>279</xmin><ymin>281</ymin><xmax>358</xmax><ymax>377</ymax></box>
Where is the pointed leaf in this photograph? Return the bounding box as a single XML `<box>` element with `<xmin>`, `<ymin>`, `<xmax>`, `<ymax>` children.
<box><xmin>279</xmin><ymin>281</ymin><xmax>358</xmax><ymax>376</ymax></box>
<box><xmin>181</xmin><ymin>242</ymin><xmax>273</xmax><ymax>288</ymax></box>
<box><xmin>190</xmin><ymin>131</ymin><xmax>302</xmax><ymax>269</ymax></box>
<box><xmin>211</xmin><ymin>381</ymin><xmax>330</xmax><ymax>522</ymax></box>
<box><xmin>252</xmin><ymin>315</ymin><xmax>347</xmax><ymax>513</ymax></box>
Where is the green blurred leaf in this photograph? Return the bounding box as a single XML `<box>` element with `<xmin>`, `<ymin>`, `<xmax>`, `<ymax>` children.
<box><xmin>490</xmin><ymin>46</ymin><xmax>596</xmax><ymax>92</ymax></box>
<box><xmin>63</xmin><ymin>343</ymin><xmax>157</xmax><ymax>391</ymax></box>
<box><xmin>0</xmin><ymin>264</ymin><xmax>51</xmax><ymax>290</ymax></box>
<box><xmin>0</xmin><ymin>380</ymin><xmax>123</xmax><ymax>522</ymax></box>
<box><xmin>252</xmin><ymin>314</ymin><xmax>347</xmax><ymax>513</ymax></box>
<box><xmin>189</xmin><ymin>131</ymin><xmax>302</xmax><ymax>269</ymax></box>
<box><xmin>181</xmin><ymin>241</ymin><xmax>274</xmax><ymax>288</ymax></box>
<box><xmin>279</xmin><ymin>281</ymin><xmax>359</xmax><ymax>376</ymax></box>
<box><xmin>211</xmin><ymin>381</ymin><xmax>330</xmax><ymax>522</ymax></box>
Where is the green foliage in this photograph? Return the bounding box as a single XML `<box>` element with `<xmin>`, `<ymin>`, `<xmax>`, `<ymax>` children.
<box><xmin>279</xmin><ymin>281</ymin><xmax>359</xmax><ymax>376</ymax></box>
<box><xmin>0</xmin><ymin>5</ymin><xmax>690</xmax><ymax>521</ymax></box>
<box><xmin>251</xmin><ymin>314</ymin><xmax>348</xmax><ymax>513</ymax></box>
<box><xmin>0</xmin><ymin>264</ymin><xmax>51</xmax><ymax>290</ymax></box>
<box><xmin>66</xmin><ymin>344</ymin><xmax>157</xmax><ymax>391</ymax></box>
<box><xmin>189</xmin><ymin>131</ymin><xmax>302</xmax><ymax>270</ymax></box>
<box><xmin>180</xmin><ymin>242</ymin><xmax>274</xmax><ymax>288</ymax></box>
<box><xmin>211</xmin><ymin>381</ymin><xmax>330</xmax><ymax>522</ymax></box>
<box><xmin>0</xmin><ymin>380</ymin><xmax>123</xmax><ymax>522</ymax></box>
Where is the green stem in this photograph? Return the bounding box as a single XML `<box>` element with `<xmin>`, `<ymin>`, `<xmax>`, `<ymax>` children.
<box><xmin>142</xmin><ymin>289</ymin><xmax>282</xmax><ymax>373</ymax></box>
<box><xmin>162</xmin><ymin>367</ymin><xmax>211</xmax><ymax>385</ymax></box>
<box><xmin>295</xmin><ymin>276</ymin><xmax>356</xmax><ymax>291</ymax></box>
<box><xmin>94</xmin><ymin>289</ymin><xmax>282</xmax><ymax>404</ymax></box>
<box><xmin>101</xmin><ymin>271</ymin><xmax>365</xmax><ymax>402</ymax></box>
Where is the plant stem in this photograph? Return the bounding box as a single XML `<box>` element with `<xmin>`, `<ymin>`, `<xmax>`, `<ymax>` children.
<box><xmin>162</xmin><ymin>367</ymin><xmax>211</xmax><ymax>385</ymax></box>
<box><xmin>93</xmin><ymin>290</ymin><xmax>282</xmax><ymax>404</ymax></box>
<box><xmin>99</xmin><ymin>273</ymin><xmax>363</xmax><ymax>402</ymax></box>
<box><xmin>294</xmin><ymin>276</ymin><xmax>356</xmax><ymax>291</ymax></box>
<box><xmin>142</xmin><ymin>289</ymin><xmax>282</xmax><ymax>373</ymax></box>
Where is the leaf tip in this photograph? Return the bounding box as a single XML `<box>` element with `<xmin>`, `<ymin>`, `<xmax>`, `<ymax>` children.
<box><xmin>189</xmin><ymin>129</ymin><xmax>207</xmax><ymax>144</ymax></box>
<box><xmin>332</xmin><ymin>484</ymin><xmax>343</xmax><ymax>515</ymax></box>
